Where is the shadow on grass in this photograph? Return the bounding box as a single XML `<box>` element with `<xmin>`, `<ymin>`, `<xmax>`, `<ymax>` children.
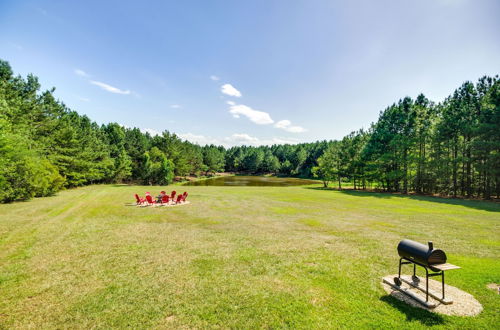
<box><xmin>305</xmin><ymin>187</ymin><xmax>500</xmax><ymax>213</ymax></box>
<box><xmin>111</xmin><ymin>184</ymin><xmax>135</xmax><ymax>188</ymax></box>
<box><xmin>124</xmin><ymin>203</ymin><xmax>138</xmax><ymax>207</ymax></box>
<box><xmin>379</xmin><ymin>295</ymin><xmax>446</xmax><ymax>326</ymax></box>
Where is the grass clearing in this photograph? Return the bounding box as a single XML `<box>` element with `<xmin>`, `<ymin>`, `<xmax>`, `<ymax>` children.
<box><xmin>0</xmin><ymin>184</ymin><xmax>499</xmax><ymax>328</ymax></box>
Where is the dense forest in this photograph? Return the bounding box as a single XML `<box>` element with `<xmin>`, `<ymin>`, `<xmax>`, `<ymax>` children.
<box><xmin>0</xmin><ymin>59</ymin><xmax>498</xmax><ymax>202</ymax></box>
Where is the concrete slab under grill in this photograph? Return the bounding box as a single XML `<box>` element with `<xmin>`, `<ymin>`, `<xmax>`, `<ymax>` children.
<box><xmin>381</xmin><ymin>275</ymin><xmax>483</xmax><ymax>316</ymax></box>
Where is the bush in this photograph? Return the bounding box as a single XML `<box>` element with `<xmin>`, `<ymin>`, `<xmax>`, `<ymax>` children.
<box><xmin>0</xmin><ymin>131</ymin><xmax>64</xmax><ymax>202</ymax></box>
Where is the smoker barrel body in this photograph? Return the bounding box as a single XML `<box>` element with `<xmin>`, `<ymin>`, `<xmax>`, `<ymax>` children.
<box><xmin>397</xmin><ymin>239</ymin><xmax>447</xmax><ymax>266</ymax></box>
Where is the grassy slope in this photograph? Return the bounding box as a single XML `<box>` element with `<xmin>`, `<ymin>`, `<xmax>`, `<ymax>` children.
<box><xmin>0</xmin><ymin>184</ymin><xmax>498</xmax><ymax>329</ymax></box>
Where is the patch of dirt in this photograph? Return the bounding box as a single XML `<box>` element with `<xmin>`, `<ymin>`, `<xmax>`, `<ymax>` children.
<box><xmin>165</xmin><ymin>315</ymin><xmax>176</xmax><ymax>322</ymax></box>
<box><xmin>486</xmin><ymin>283</ymin><xmax>499</xmax><ymax>294</ymax></box>
<box><xmin>381</xmin><ymin>274</ymin><xmax>482</xmax><ymax>317</ymax></box>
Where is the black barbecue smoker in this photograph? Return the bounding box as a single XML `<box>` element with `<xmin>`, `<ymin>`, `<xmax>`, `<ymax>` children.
<box><xmin>385</xmin><ymin>239</ymin><xmax>460</xmax><ymax>308</ymax></box>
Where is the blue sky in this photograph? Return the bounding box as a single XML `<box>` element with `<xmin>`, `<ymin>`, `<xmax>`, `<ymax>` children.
<box><xmin>1</xmin><ymin>0</ymin><xmax>499</xmax><ymax>146</ymax></box>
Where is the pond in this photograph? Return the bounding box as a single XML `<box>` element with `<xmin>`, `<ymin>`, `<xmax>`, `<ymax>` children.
<box><xmin>183</xmin><ymin>175</ymin><xmax>319</xmax><ymax>187</ymax></box>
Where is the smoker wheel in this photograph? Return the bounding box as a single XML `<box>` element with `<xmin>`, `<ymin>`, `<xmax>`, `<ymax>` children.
<box><xmin>393</xmin><ymin>277</ymin><xmax>402</xmax><ymax>286</ymax></box>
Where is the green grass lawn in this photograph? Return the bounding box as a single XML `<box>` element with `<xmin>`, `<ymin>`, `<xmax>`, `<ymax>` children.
<box><xmin>1</xmin><ymin>184</ymin><xmax>499</xmax><ymax>329</ymax></box>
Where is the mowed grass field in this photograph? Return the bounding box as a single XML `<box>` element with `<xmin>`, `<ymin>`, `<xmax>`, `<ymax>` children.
<box><xmin>0</xmin><ymin>184</ymin><xmax>499</xmax><ymax>329</ymax></box>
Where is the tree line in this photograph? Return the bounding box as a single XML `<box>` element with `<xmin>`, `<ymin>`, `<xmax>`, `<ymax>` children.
<box><xmin>0</xmin><ymin>59</ymin><xmax>220</xmax><ymax>202</ymax></box>
<box><xmin>0</xmin><ymin>59</ymin><xmax>498</xmax><ymax>202</ymax></box>
<box><xmin>312</xmin><ymin>78</ymin><xmax>500</xmax><ymax>199</ymax></box>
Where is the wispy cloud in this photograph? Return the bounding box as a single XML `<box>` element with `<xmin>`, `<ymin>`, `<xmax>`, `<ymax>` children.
<box><xmin>274</xmin><ymin>120</ymin><xmax>306</xmax><ymax>133</ymax></box>
<box><xmin>90</xmin><ymin>80</ymin><xmax>130</xmax><ymax>95</ymax></box>
<box><xmin>221</xmin><ymin>83</ymin><xmax>242</xmax><ymax>97</ymax></box>
<box><xmin>74</xmin><ymin>69</ymin><xmax>89</xmax><ymax>77</ymax></box>
<box><xmin>170</xmin><ymin>104</ymin><xmax>181</xmax><ymax>109</ymax></box>
<box><xmin>75</xmin><ymin>69</ymin><xmax>132</xmax><ymax>95</ymax></box>
<box><xmin>76</xmin><ymin>96</ymin><xmax>90</xmax><ymax>102</ymax></box>
<box><xmin>210</xmin><ymin>75</ymin><xmax>220</xmax><ymax>81</ymax></box>
<box><xmin>10</xmin><ymin>42</ymin><xmax>23</xmax><ymax>51</ymax></box>
<box><xmin>228</xmin><ymin>103</ymin><xmax>274</xmax><ymax>125</ymax></box>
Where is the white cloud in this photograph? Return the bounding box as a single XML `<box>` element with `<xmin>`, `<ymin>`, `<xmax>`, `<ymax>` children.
<box><xmin>225</xmin><ymin>134</ymin><xmax>299</xmax><ymax>147</ymax></box>
<box><xmin>221</xmin><ymin>83</ymin><xmax>242</xmax><ymax>97</ymax></box>
<box><xmin>229</xmin><ymin>133</ymin><xmax>259</xmax><ymax>143</ymax></box>
<box><xmin>228</xmin><ymin>104</ymin><xmax>274</xmax><ymax>125</ymax></box>
<box><xmin>284</xmin><ymin>126</ymin><xmax>306</xmax><ymax>133</ymax></box>
<box><xmin>170</xmin><ymin>104</ymin><xmax>181</xmax><ymax>109</ymax></box>
<box><xmin>141</xmin><ymin>128</ymin><xmax>161</xmax><ymax>136</ymax></box>
<box><xmin>119</xmin><ymin>125</ymin><xmax>161</xmax><ymax>136</ymax></box>
<box><xmin>90</xmin><ymin>80</ymin><xmax>130</xmax><ymax>95</ymax></box>
<box><xmin>179</xmin><ymin>132</ymin><xmax>300</xmax><ymax>147</ymax></box>
<box><xmin>274</xmin><ymin>119</ymin><xmax>306</xmax><ymax>133</ymax></box>
<box><xmin>217</xmin><ymin>81</ymin><xmax>304</xmax><ymax>132</ymax></box>
<box><xmin>210</xmin><ymin>75</ymin><xmax>220</xmax><ymax>81</ymax></box>
<box><xmin>267</xmin><ymin>137</ymin><xmax>301</xmax><ymax>145</ymax></box>
<box><xmin>74</xmin><ymin>69</ymin><xmax>89</xmax><ymax>77</ymax></box>
<box><xmin>178</xmin><ymin>133</ymin><xmax>220</xmax><ymax>146</ymax></box>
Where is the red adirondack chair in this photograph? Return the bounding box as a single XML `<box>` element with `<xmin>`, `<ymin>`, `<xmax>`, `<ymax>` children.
<box><xmin>161</xmin><ymin>195</ymin><xmax>170</xmax><ymax>205</ymax></box>
<box><xmin>182</xmin><ymin>192</ymin><xmax>188</xmax><ymax>202</ymax></box>
<box><xmin>170</xmin><ymin>190</ymin><xmax>176</xmax><ymax>200</ymax></box>
<box><xmin>175</xmin><ymin>195</ymin><xmax>183</xmax><ymax>204</ymax></box>
<box><xmin>135</xmin><ymin>194</ymin><xmax>146</xmax><ymax>205</ymax></box>
<box><xmin>145</xmin><ymin>195</ymin><xmax>156</xmax><ymax>205</ymax></box>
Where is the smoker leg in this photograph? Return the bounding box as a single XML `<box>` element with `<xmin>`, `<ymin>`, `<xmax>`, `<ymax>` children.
<box><xmin>442</xmin><ymin>271</ymin><xmax>445</xmax><ymax>300</ymax></box>
<box><xmin>412</xmin><ymin>263</ymin><xmax>419</xmax><ymax>283</ymax></box>
<box><xmin>394</xmin><ymin>258</ymin><xmax>403</xmax><ymax>286</ymax></box>
<box><xmin>425</xmin><ymin>268</ymin><xmax>429</xmax><ymax>302</ymax></box>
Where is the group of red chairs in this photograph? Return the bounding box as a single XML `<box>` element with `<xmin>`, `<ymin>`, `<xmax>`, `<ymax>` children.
<box><xmin>134</xmin><ymin>190</ymin><xmax>188</xmax><ymax>206</ymax></box>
